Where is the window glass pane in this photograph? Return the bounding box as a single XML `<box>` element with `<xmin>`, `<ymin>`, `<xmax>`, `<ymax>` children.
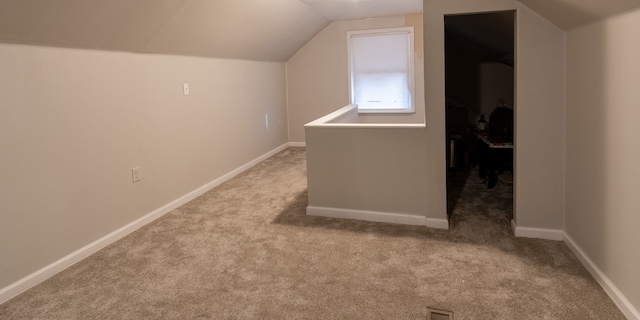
<box><xmin>354</xmin><ymin>73</ymin><xmax>409</xmax><ymax>110</ymax></box>
<box><xmin>350</xmin><ymin>31</ymin><xmax>412</xmax><ymax>112</ymax></box>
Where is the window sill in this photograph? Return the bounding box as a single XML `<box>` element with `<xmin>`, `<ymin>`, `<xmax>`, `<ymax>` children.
<box><xmin>357</xmin><ymin>109</ymin><xmax>416</xmax><ymax>114</ymax></box>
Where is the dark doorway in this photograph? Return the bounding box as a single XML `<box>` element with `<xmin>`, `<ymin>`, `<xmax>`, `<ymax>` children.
<box><xmin>444</xmin><ymin>11</ymin><xmax>515</xmax><ymax>227</ymax></box>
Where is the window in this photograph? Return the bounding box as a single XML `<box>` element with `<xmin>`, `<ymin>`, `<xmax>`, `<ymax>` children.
<box><xmin>348</xmin><ymin>27</ymin><xmax>415</xmax><ymax>113</ymax></box>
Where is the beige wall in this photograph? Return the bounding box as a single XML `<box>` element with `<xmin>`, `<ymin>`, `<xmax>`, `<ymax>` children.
<box><xmin>286</xmin><ymin>14</ymin><xmax>425</xmax><ymax>143</ymax></box>
<box><xmin>566</xmin><ymin>8</ymin><xmax>640</xmax><ymax>312</ymax></box>
<box><xmin>0</xmin><ymin>44</ymin><xmax>288</xmax><ymax>289</ymax></box>
<box><xmin>425</xmin><ymin>0</ymin><xmax>566</xmax><ymax>230</ymax></box>
<box><xmin>514</xmin><ymin>2</ymin><xmax>566</xmax><ymax>230</ymax></box>
<box><xmin>306</xmin><ymin>126</ymin><xmax>429</xmax><ymax>216</ymax></box>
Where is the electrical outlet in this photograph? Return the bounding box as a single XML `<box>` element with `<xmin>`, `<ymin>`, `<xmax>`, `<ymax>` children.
<box><xmin>131</xmin><ymin>167</ymin><xmax>141</xmax><ymax>183</ymax></box>
<box><xmin>183</xmin><ymin>83</ymin><xmax>189</xmax><ymax>95</ymax></box>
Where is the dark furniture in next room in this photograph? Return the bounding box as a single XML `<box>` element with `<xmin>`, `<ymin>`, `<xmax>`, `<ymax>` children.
<box><xmin>474</xmin><ymin>107</ymin><xmax>514</xmax><ymax>188</ymax></box>
<box><xmin>475</xmin><ymin>132</ymin><xmax>513</xmax><ymax>188</ymax></box>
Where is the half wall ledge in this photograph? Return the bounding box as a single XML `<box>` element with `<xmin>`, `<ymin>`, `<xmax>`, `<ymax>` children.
<box><xmin>304</xmin><ymin>105</ymin><xmax>446</xmax><ymax>229</ymax></box>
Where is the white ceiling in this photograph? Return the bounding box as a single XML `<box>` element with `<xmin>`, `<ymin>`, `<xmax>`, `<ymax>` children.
<box><xmin>298</xmin><ymin>0</ymin><xmax>422</xmax><ymax>20</ymax></box>
<box><xmin>299</xmin><ymin>0</ymin><xmax>640</xmax><ymax>30</ymax></box>
<box><xmin>1</xmin><ymin>0</ymin><xmax>640</xmax><ymax>62</ymax></box>
<box><xmin>517</xmin><ymin>0</ymin><xmax>640</xmax><ymax>30</ymax></box>
<box><xmin>0</xmin><ymin>0</ymin><xmax>331</xmax><ymax>62</ymax></box>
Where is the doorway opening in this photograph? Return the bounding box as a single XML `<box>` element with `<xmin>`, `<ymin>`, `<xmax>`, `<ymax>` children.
<box><xmin>444</xmin><ymin>11</ymin><xmax>515</xmax><ymax>229</ymax></box>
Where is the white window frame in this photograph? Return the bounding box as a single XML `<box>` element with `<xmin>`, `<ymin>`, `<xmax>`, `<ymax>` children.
<box><xmin>347</xmin><ymin>27</ymin><xmax>415</xmax><ymax>114</ymax></box>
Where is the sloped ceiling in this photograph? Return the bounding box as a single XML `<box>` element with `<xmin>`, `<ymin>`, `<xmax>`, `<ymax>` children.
<box><xmin>517</xmin><ymin>0</ymin><xmax>640</xmax><ymax>30</ymax></box>
<box><xmin>299</xmin><ymin>0</ymin><xmax>422</xmax><ymax>20</ymax></box>
<box><xmin>1</xmin><ymin>0</ymin><xmax>640</xmax><ymax>62</ymax></box>
<box><xmin>0</xmin><ymin>0</ymin><xmax>331</xmax><ymax>62</ymax></box>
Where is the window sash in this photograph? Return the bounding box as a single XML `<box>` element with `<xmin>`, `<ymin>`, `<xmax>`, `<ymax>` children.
<box><xmin>348</xmin><ymin>27</ymin><xmax>415</xmax><ymax>113</ymax></box>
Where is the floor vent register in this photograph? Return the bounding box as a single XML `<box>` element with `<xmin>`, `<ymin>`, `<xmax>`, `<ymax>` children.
<box><xmin>427</xmin><ymin>307</ymin><xmax>454</xmax><ymax>320</ymax></box>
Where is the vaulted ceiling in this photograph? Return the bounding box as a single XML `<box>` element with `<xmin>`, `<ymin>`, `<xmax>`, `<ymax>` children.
<box><xmin>0</xmin><ymin>0</ymin><xmax>639</xmax><ymax>62</ymax></box>
<box><xmin>517</xmin><ymin>0</ymin><xmax>640</xmax><ymax>30</ymax></box>
<box><xmin>0</xmin><ymin>0</ymin><xmax>332</xmax><ymax>62</ymax></box>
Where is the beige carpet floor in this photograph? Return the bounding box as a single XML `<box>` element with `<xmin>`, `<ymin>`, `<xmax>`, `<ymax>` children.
<box><xmin>0</xmin><ymin>148</ymin><xmax>625</xmax><ymax>319</ymax></box>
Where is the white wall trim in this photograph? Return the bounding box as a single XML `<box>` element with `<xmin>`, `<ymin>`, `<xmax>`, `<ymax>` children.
<box><xmin>564</xmin><ymin>233</ymin><xmax>640</xmax><ymax>320</ymax></box>
<box><xmin>289</xmin><ymin>141</ymin><xmax>306</xmax><ymax>147</ymax></box>
<box><xmin>426</xmin><ymin>218</ymin><xmax>450</xmax><ymax>230</ymax></box>
<box><xmin>0</xmin><ymin>143</ymin><xmax>291</xmax><ymax>305</ymax></box>
<box><xmin>307</xmin><ymin>206</ymin><xmax>448</xmax><ymax>229</ymax></box>
<box><xmin>511</xmin><ymin>220</ymin><xmax>563</xmax><ymax>241</ymax></box>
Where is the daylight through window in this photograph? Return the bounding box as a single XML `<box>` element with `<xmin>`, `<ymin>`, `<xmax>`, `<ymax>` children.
<box><xmin>348</xmin><ymin>27</ymin><xmax>415</xmax><ymax>113</ymax></box>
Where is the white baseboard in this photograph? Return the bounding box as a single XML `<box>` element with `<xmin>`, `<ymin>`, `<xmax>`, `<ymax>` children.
<box><xmin>426</xmin><ymin>218</ymin><xmax>450</xmax><ymax>230</ymax></box>
<box><xmin>0</xmin><ymin>143</ymin><xmax>291</xmax><ymax>305</ymax></box>
<box><xmin>564</xmin><ymin>233</ymin><xmax>640</xmax><ymax>320</ymax></box>
<box><xmin>307</xmin><ymin>206</ymin><xmax>448</xmax><ymax>229</ymax></box>
<box><xmin>511</xmin><ymin>220</ymin><xmax>563</xmax><ymax>241</ymax></box>
<box><xmin>288</xmin><ymin>141</ymin><xmax>306</xmax><ymax>147</ymax></box>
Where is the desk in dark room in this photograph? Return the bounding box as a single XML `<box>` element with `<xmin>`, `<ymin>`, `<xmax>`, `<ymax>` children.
<box><xmin>474</xmin><ymin>132</ymin><xmax>513</xmax><ymax>189</ymax></box>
